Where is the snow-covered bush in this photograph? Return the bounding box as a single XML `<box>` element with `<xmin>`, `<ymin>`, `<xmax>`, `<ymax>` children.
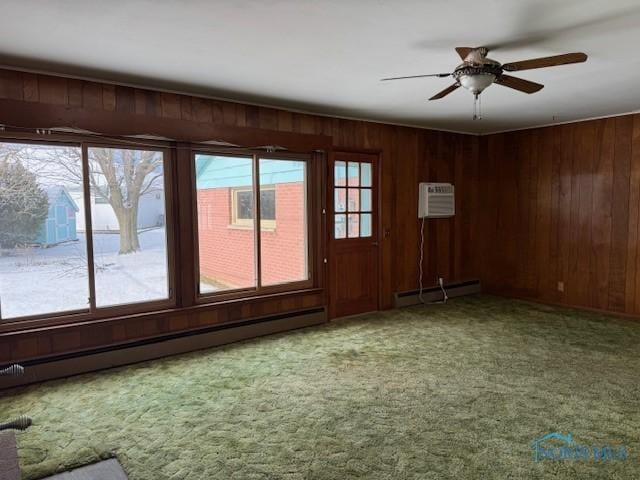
<box><xmin>0</xmin><ymin>161</ymin><xmax>49</xmax><ymax>249</ymax></box>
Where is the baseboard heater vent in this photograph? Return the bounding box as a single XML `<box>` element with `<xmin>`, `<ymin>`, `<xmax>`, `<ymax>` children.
<box><xmin>394</xmin><ymin>280</ymin><xmax>481</xmax><ymax>308</ymax></box>
<box><xmin>1</xmin><ymin>308</ymin><xmax>326</xmax><ymax>389</ymax></box>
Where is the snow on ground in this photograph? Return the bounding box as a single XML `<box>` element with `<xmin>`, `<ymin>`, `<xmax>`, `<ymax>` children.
<box><xmin>0</xmin><ymin>229</ymin><xmax>169</xmax><ymax>319</ymax></box>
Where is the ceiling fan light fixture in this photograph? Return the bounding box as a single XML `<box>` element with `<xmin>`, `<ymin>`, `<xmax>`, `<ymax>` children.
<box><xmin>458</xmin><ymin>73</ymin><xmax>495</xmax><ymax>95</ymax></box>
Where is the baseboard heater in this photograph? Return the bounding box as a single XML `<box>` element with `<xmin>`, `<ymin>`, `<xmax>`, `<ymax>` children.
<box><xmin>1</xmin><ymin>308</ymin><xmax>326</xmax><ymax>389</ymax></box>
<box><xmin>394</xmin><ymin>280</ymin><xmax>481</xmax><ymax>308</ymax></box>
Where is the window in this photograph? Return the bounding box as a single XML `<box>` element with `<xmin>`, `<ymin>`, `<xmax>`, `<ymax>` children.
<box><xmin>0</xmin><ymin>140</ymin><xmax>173</xmax><ymax>323</ymax></box>
<box><xmin>195</xmin><ymin>154</ymin><xmax>256</xmax><ymax>294</ymax></box>
<box><xmin>259</xmin><ymin>159</ymin><xmax>307</xmax><ymax>286</ymax></box>
<box><xmin>0</xmin><ymin>142</ymin><xmax>90</xmax><ymax>319</ymax></box>
<box><xmin>194</xmin><ymin>152</ymin><xmax>310</xmax><ymax>296</ymax></box>
<box><xmin>334</xmin><ymin>160</ymin><xmax>372</xmax><ymax>238</ymax></box>
<box><xmin>231</xmin><ymin>186</ymin><xmax>276</xmax><ymax>229</ymax></box>
<box><xmin>88</xmin><ymin>147</ymin><xmax>170</xmax><ymax>307</ymax></box>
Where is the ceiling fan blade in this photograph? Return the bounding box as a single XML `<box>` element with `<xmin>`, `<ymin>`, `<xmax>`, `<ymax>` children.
<box><xmin>496</xmin><ymin>74</ymin><xmax>544</xmax><ymax>94</ymax></box>
<box><xmin>455</xmin><ymin>47</ymin><xmax>474</xmax><ymax>60</ymax></box>
<box><xmin>502</xmin><ymin>52</ymin><xmax>587</xmax><ymax>72</ymax></box>
<box><xmin>429</xmin><ymin>84</ymin><xmax>460</xmax><ymax>100</ymax></box>
<box><xmin>381</xmin><ymin>73</ymin><xmax>451</xmax><ymax>81</ymax></box>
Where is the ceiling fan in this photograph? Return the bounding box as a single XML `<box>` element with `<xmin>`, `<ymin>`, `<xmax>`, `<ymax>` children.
<box><xmin>381</xmin><ymin>47</ymin><xmax>588</xmax><ymax>119</ymax></box>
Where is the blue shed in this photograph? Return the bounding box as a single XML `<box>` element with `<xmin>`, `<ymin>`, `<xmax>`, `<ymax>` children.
<box><xmin>36</xmin><ymin>186</ymin><xmax>79</xmax><ymax>247</ymax></box>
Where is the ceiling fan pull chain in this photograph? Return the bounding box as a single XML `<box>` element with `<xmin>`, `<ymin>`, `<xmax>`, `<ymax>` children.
<box><xmin>473</xmin><ymin>94</ymin><xmax>476</xmax><ymax>120</ymax></box>
<box><xmin>473</xmin><ymin>94</ymin><xmax>478</xmax><ymax>120</ymax></box>
<box><xmin>473</xmin><ymin>93</ymin><xmax>483</xmax><ymax>121</ymax></box>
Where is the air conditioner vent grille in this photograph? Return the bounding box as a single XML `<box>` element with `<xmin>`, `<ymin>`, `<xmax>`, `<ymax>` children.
<box><xmin>419</xmin><ymin>182</ymin><xmax>455</xmax><ymax>218</ymax></box>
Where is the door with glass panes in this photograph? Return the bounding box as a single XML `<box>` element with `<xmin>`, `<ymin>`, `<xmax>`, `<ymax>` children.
<box><xmin>328</xmin><ymin>152</ymin><xmax>379</xmax><ymax>318</ymax></box>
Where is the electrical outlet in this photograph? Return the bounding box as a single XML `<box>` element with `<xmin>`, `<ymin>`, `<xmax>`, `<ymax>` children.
<box><xmin>557</xmin><ymin>281</ymin><xmax>564</xmax><ymax>292</ymax></box>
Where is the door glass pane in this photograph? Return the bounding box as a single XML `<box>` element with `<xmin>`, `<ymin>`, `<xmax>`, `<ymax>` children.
<box><xmin>347</xmin><ymin>188</ymin><xmax>360</xmax><ymax>212</ymax></box>
<box><xmin>361</xmin><ymin>163</ymin><xmax>372</xmax><ymax>187</ymax></box>
<box><xmin>259</xmin><ymin>159</ymin><xmax>308</xmax><ymax>286</ymax></box>
<box><xmin>334</xmin><ymin>161</ymin><xmax>346</xmax><ymax>186</ymax></box>
<box><xmin>360</xmin><ymin>213</ymin><xmax>372</xmax><ymax>237</ymax></box>
<box><xmin>335</xmin><ymin>214</ymin><xmax>346</xmax><ymax>239</ymax></box>
<box><xmin>334</xmin><ymin>188</ymin><xmax>346</xmax><ymax>213</ymax></box>
<box><xmin>348</xmin><ymin>162</ymin><xmax>359</xmax><ymax>186</ymax></box>
<box><xmin>195</xmin><ymin>154</ymin><xmax>256</xmax><ymax>294</ymax></box>
<box><xmin>360</xmin><ymin>189</ymin><xmax>372</xmax><ymax>212</ymax></box>
<box><xmin>348</xmin><ymin>213</ymin><xmax>360</xmax><ymax>237</ymax></box>
<box><xmin>0</xmin><ymin>142</ymin><xmax>90</xmax><ymax>319</ymax></box>
<box><xmin>88</xmin><ymin>147</ymin><xmax>169</xmax><ymax>307</ymax></box>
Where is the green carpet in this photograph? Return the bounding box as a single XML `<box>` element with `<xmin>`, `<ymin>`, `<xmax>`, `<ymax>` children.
<box><xmin>2</xmin><ymin>295</ymin><xmax>640</xmax><ymax>479</ymax></box>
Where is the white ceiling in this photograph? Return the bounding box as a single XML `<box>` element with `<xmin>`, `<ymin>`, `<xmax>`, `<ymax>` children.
<box><xmin>1</xmin><ymin>0</ymin><xmax>640</xmax><ymax>134</ymax></box>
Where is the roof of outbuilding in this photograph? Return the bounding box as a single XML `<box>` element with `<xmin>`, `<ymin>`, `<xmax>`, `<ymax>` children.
<box><xmin>45</xmin><ymin>185</ymin><xmax>80</xmax><ymax>212</ymax></box>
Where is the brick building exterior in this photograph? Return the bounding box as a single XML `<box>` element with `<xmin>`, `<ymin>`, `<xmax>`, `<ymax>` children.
<box><xmin>197</xmin><ymin>182</ymin><xmax>306</xmax><ymax>289</ymax></box>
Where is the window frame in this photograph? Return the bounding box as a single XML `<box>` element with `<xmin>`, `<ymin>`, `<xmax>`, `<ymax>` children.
<box><xmin>332</xmin><ymin>158</ymin><xmax>374</xmax><ymax>240</ymax></box>
<box><xmin>192</xmin><ymin>148</ymin><xmax>315</xmax><ymax>302</ymax></box>
<box><xmin>0</xmin><ymin>133</ymin><xmax>177</xmax><ymax>332</ymax></box>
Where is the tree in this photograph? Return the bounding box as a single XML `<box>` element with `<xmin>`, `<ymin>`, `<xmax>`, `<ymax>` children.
<box><xmin>0</xmin><ymin>160</ymin><xmax>49</xmax><ymax>249</ymax></box>
<box><xmin>0</xmin><ymin>144</ymin><xmax>163</xmax><ymax>254</ymax></box>
<box><xmin>88</xmin><ymin>148</ymin><xmax>163</xmax><ymax>254</ymax></box>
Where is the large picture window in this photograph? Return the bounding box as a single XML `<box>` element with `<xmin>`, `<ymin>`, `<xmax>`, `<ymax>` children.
<box><xmin>0</xmin><ymin>142</ymin><xmax>90</xmax><ymax>319</ymax></box>
<box><xmin>88</xmin><ymin>147</ymin><xmax>170</xmax><ymax>307</ymax></box>
<box><xmin>1</xmin><ymin>136</ymin><xmax>315</xmax><ymax>326</ymax></box>
<box><xmin>0</xmin><ymin>140</ymin><xmax>172</xmax><ymax>323</ymax></box>
<box><xmin>194</xmin><ymin>152</ymin><xmax>310</xmax><ymax>296</ymax></box>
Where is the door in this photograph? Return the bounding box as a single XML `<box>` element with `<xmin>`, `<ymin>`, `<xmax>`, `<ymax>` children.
<box><xmin>328</xmin><ymin>151</ymin><xmax>379</xmax><ymax>318</ymax></box>
<box><xmin>56</xmin><ymin>205</ymin><xmax>68</xmax><ymax>242</ymax></box>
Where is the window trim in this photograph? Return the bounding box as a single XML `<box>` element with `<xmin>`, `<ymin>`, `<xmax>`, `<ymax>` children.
<box><xmin>0</xmin><ymin>133</ymin><xmax>177</xmax><ymax>332</ymax></box>
<box><xmin>192</xmin><ymin>148</ymin><xmax>315</xmax><ymax>303</ymax></box>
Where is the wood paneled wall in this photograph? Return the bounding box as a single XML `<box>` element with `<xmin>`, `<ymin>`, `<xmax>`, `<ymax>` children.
<box><xmin>478</xmin><ymin>114</ymin><xmax>640</xmax><ymax>316</ymax></box>
<box><xmin>395</xmin><ymin>128</ymin><xmax>480</xmax><ymax>293</ymax></box>
<box><xmin>6</xmin><ymin>66</ymin><xmax>636</xmax><ymax>362</ymax></box>
<box><xmin>0</xmin><ymin>69</ymin><xmax>479</xmax><ymax>362</ymax></box>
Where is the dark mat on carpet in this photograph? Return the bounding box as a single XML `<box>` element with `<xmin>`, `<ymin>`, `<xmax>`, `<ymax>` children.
<box><xmin>0</xmin><ymin>431</ymin><xmax>20</xmax><ymax>480</ymax></box>
<box><xmin>40</xmin><ymin>459</ymin><xmax>127</xmax><ymax>480</ymax></box>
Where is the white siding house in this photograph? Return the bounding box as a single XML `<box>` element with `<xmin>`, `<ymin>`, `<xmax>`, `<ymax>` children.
<box><xmin>70</xmin><ymin>190</ymin><xmax>165</xmax><ymax>232</ymax></box>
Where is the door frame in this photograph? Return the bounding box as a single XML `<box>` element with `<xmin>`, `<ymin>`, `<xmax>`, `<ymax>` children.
<box><xmin>327</xmin><ymin>148</ymin><xmax>383</xmax><ymax>319</ymax></box>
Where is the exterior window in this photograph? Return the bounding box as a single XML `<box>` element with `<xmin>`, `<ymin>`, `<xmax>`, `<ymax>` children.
<box><xmin>195</xmin><ymin>154</ymin><xmax>256</xmax><ymax>294</ymax></box>
<box><xmin>0</xmin><ymin>140</ymin><xmax>173</xmax><ymax>324</ymax></box>
<box><xmin>194</xmin><ymin>152</ymin><xmax>310</xmax><ymax>296</ymax></box>
<box><xmin>260</xmin><ymin>189</ymin><xmax>276</xmax><ymax>222</ymax></box>
<box><xmin>0</xmin><ymin>142</ymin><xmax>90</xmax><ymax>319</ymax></box>
<box><xmin>88</xmin><ymin>147</ymin><xmax>170</xmax><ymax>307</ymax></box>
<box><xmin>231</xmin><ymin>187</ymin><xmax>276</xmax><ymax>229</ymax></box>
<box><xmin>259</xmin><ymin>159</ymin><xmax>307</xmax><ymax>286</ymax></box>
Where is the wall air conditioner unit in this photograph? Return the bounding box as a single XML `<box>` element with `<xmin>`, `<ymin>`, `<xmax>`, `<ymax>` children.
<box><xmin>418</xmin><ymin>183</ymin><xmax>455</xmax><ymax>218</ymax></box>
